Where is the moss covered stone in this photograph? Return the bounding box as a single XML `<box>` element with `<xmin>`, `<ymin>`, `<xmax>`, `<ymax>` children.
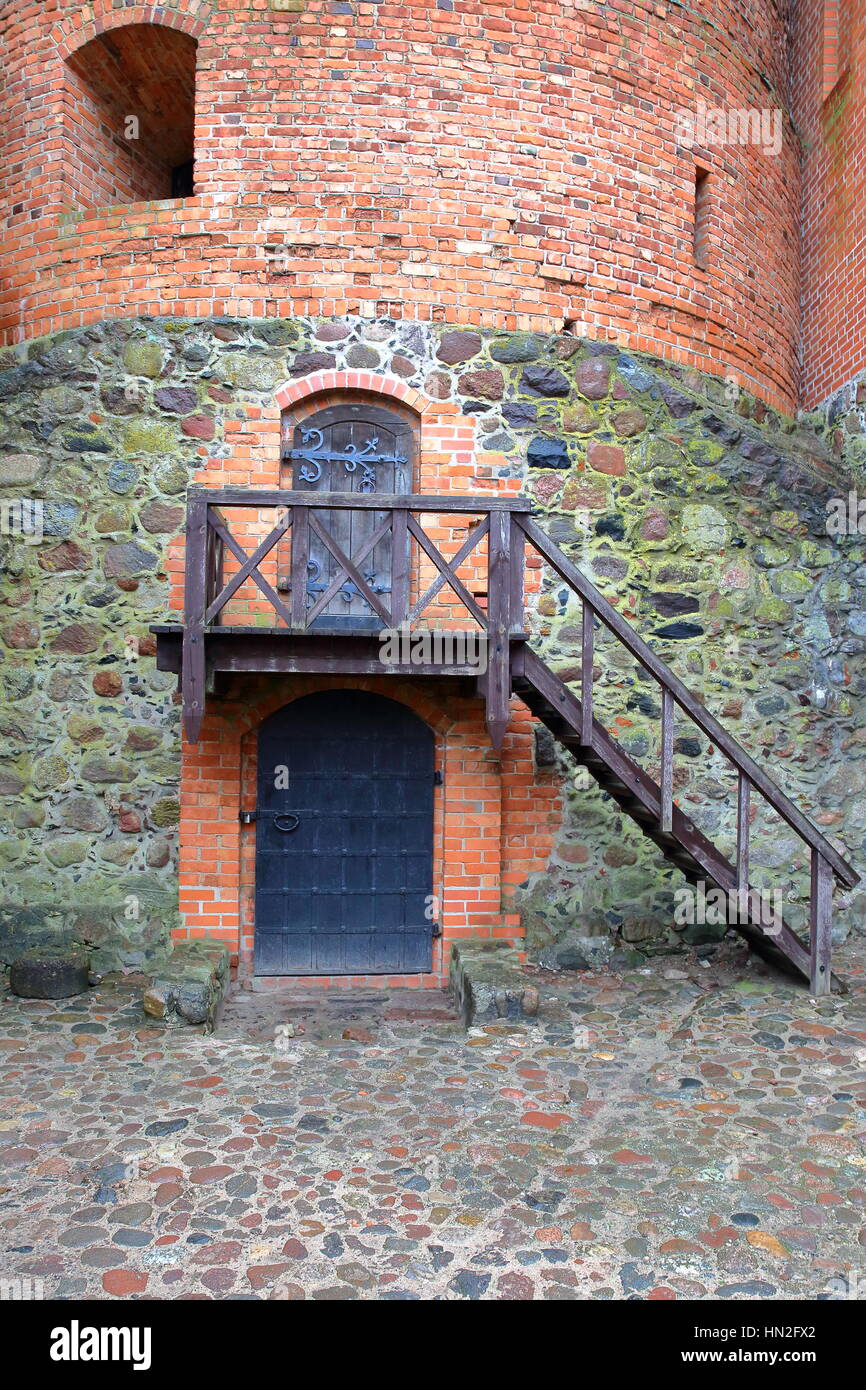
<box><xmin>122</xmin><ymin>420</ymin><xmax>177</xmax><ymax>456</ymax></box>
<box><xmin>123</xmin><ymin>338</ymin><xmax>167</xmax><ymax>378</ymax></box>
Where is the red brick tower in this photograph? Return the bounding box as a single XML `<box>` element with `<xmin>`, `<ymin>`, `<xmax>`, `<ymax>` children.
<box><xmin>794</xmin><ymin>0</ymin><xmax>866</xmax><ymax>409</ymax></box>
<box><xmin>3</xmin><ymin>0</ymin><xmax>805</xmax><ymax>407</ymax></box>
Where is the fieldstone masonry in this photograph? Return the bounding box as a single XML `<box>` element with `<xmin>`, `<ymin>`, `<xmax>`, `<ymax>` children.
<box><xmin>1</xmin><ymin>315</ymin><xmax>864</xmax><ymax>975</ymax></box>
<box><xmin>449</xmin><ymin>941</ymin><xmax>539</xmax><ymax>1028</ymax></box>
<box><xmin>142</xmin><ymin>936</ymin><xmax>230</xmax><ymax>1031</ymax></box>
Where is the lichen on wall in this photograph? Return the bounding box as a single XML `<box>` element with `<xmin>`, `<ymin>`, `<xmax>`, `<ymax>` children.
<box><xmin>0</xmin><ymin>315</ymin><xmax>863</xmax><ymax>971</ymax></box>
<box><xmin>0</xmin><ymin>324</ymin><xmax>195</xmax><ymax>971</ymax></box>
<box><xmin>514</xmin><ymin>347</ymin><xmax>866</xmax><ymax>961</ymax></box>
<box><xmin>802</xmin><ymin>366</ymin><xmax>866</xmax><ymax>478</ymax></box>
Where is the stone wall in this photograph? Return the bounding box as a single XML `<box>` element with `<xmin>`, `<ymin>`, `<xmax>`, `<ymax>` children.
<box><xmin>802</xmin><ymin>365</ymin><xmax>866</xmax><ymax>478</ymax></box>
<box><xmin>517</xmin><ymin>350</ymin><xmax>866</xmax><ymax>959</ymax></box>
<box><xmin>0</xmin><ymin>315</ymin><xmax>863</xmax><ymax>971</ymax></box>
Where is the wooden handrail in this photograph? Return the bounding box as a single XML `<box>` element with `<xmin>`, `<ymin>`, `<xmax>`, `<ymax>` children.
<box><xmin>517</xmin><ymin>514</ymin><xmax>859</xmax><ymax>889</ymax></box>
<box><xmin>193</xmin><ymin>491</ymin><xmax>514</xmax><ymax>666</ymax></box>
<box><xmin>191</xmin><ymin>487</ymin><xmax>533</xmax><ymax>513</ymax></box>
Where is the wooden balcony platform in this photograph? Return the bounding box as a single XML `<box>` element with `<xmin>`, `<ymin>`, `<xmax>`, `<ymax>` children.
<box><xmin>152</xmin><ymin>624</ymin><xmax>527</xmax><ymax>680</ymax></box>
<box><xmin>151</xmin><ymin>488</ymin><xmax>530</xmax><ymax>747</ymax></box>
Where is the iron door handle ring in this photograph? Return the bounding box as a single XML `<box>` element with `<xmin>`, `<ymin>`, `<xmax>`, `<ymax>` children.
<box><xmin>273</xmin><ymin>813</ymin><xmax>300</xmax><ymax>833</ymax></box>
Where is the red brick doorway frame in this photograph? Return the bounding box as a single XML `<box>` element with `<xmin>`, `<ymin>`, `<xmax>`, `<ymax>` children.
<box><xmin>178</xmin><ymin>674</ymin><xmax>517</xmax><ymax>989</ymax></box>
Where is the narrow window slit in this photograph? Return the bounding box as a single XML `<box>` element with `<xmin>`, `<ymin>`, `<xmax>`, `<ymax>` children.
<box><xmin>693</xmin><ymin>166</ymin><xmax>710</xmax><ymax>270</ymax></box>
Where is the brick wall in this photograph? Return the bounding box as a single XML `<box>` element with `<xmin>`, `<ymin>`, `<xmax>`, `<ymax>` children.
<box><xmin>2</xmin><ymin>0</ymin><xmax>802</xmax><ymax>409</ymax></box>
<box><xmin>794</xmin><ymin>0</ymin><xmax>866</xmax><ymax>407</ymax></box>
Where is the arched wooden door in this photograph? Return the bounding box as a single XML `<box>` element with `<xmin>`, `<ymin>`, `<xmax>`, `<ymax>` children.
<box><xmin>254</xmin><ymin>690</ymin><xmax>435</xmax><ymax>975</ymax></box>
<box><xmin>281</xmin><ymin>402</ymin><xmax>414</xmax><ymax>630</ymax></box>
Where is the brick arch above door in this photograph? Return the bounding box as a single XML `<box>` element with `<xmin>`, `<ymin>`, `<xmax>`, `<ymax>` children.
<box><xmin>270</xmin><ymin>367</ymin><xmax>496</xmax><ymax>502</ymax></box>
<box><xmin>275</xmin><ymin>371</ymin><xmax>431</xmax><ymax>418</ymax></box>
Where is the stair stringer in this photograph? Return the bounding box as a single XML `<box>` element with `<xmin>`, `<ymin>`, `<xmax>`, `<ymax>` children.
<box><xmin>515</xmin><ymin>647</ymin><xmax>822</xmax><ymax>986</ymax></box>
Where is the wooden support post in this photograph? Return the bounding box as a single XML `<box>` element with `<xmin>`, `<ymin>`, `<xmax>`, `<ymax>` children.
<box><xmin>508</xmin><ymin>514</ymin><xmax>525</xmax><ymax>635</ymax></box>
<box><xmin>736</xmin><ymin>771</ymin><xmax>750</xmax><ymax>929</ymax></box>
<box><xmin>810</xmin><ymin>850</ymin><xmax>833</xmax><ymax>997</ymax></box>
<box><xmin>736</xmin><ymin>772</ymin><xmax>750</xmax><ymax>889</ymax></box>
<box><xmin>389</xmin><ymin>506</ymin><xmax>409</xmax><ymax>628</ymax></box>
<box><xmin>660</xmin><ymin>687</ymin><xmax>673</xmax><ymax>833</ymax></box>
<box><xmin>182</xmin><ymin>491</ymin><xmax>208</xmax><ymax>744</ymax></box>
<box><xmin>290</xmin><ymin>505</ymin><xmax>309</xmax><ymax>629</ymax></box>
<box><xmin>580</xmin><ymin>602</ymin><xmax>594</xmax><ymax>745</ymax></box>
<box><xmin>486</xmin><ymin>509</ymin><xmax>511</xmax><ymax>751</ymax></box>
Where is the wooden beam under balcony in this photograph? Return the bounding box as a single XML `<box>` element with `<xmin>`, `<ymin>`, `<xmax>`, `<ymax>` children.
<box><xmin>153</xmin><ymin>624</ymin><xmax>527</xmax><ymax>681</ymax></box>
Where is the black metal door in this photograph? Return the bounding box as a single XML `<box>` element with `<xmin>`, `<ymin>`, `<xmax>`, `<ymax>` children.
<box><xmin>254</xmin><ymin>690</ymin><xmax>435</xmax><ymax>975</ymax></box>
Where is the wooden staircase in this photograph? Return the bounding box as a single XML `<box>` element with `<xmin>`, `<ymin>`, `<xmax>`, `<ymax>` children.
<box><xmin>509</xmin><ymin>518</ymin><xmax>860</xmax><ymax>998</ymax></box>
<box><xmin>161</xmin><ymin>488</ymin><xmax>860</xmax><ymax>997</ymax></box>
<box><xmin>515</xmin><ymin>648</ymin><xmax>834</xmax><ymax>989</ymax></box>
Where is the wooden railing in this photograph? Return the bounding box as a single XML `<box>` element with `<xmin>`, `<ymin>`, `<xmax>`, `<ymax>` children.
<box><xmin>516</xmin><ymin>515</ymin><xmax>860</xmax><ymax>997</ymax></box>
<box><xmin>182</xmin><ymin>488</ymin><xmax>532</xmax><ymax>746</ymax></box>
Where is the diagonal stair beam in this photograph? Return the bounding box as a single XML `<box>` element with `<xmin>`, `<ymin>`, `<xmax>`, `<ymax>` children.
<box><xmin>509</xmin><ymin>516</ymin><xmax>859</xmax><ymax>994</ymax></box>
<box><xmin>515</xmin><ymin>649</ymin><xmax>821</xmax><ymax>984</ymax></box>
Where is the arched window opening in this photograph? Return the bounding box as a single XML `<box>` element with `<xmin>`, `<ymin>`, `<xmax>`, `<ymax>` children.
<box><xmin>63</xmin><ymin>25</ymin><xmax>197</xmax><ymax>209</ymax></box>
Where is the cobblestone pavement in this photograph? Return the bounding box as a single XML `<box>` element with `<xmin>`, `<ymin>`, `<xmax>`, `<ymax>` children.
<box><xmin>1</xmin><ymin>940</ymin><xmax>864</xmax><ymax>1301</ymax></box>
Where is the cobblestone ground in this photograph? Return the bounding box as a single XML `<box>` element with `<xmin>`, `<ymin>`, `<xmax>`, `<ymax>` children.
<box><xmin>1</xmin><ymin>940</ymin><xmax>864</xmax><ymax>1301</ymax></box>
